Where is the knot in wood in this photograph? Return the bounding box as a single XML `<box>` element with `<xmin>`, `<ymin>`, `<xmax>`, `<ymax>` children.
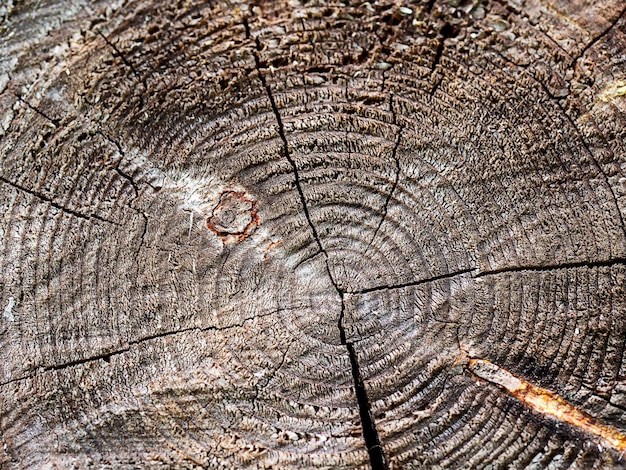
<box><xmin>206</xmin><ymin>191</ymin><xmax>259</xmax><ymax>241</ymax></box>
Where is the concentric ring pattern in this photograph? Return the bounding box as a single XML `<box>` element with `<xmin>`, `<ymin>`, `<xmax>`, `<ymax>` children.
<box><xmin>1</xmin><ymin>0</ymin><xmax>626</xmax><ymax>468</ymax></box>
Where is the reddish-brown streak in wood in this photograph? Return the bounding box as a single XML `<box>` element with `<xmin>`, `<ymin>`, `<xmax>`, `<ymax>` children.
<box><xmin>263</xmin><ymin>239</ymin><xmax>282</xmax><ymax>259</ymax></box>
<box><xmin>206</xmin><ymin>190</ymin><xmax>260</xmax><ymax>242</ymax></box>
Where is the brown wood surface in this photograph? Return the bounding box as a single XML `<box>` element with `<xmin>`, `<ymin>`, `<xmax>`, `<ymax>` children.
<box><xmin>1</xmin><ymin>0</ymin><xmax>626</xmax><ymax>468</ymax></box>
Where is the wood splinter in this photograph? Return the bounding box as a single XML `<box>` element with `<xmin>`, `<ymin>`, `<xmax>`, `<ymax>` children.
<box><xmin>468</xmin><ymin>358</ymin><xmax>626</xmax><ymax>453</ymax></box>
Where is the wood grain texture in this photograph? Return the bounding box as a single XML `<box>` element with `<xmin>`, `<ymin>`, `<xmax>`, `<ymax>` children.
<box><xmin>1</xmin><ymin>0</ymin><xmax>626</xmax><ymax>468</ymax></box>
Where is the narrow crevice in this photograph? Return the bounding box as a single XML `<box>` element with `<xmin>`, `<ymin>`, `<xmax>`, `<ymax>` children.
<box><xmin>429</xmin><ymin>76</ymin><xmax>442</xmax><ymax>98</ymax></box>
<box><xmin>338</xmin><ymin>293</ymin><xmax>388</xmax><ymax>470</ymax></box>
<box><xmin>14</xmin><ymin>94</ymin><xmax>61</xmax><ymax>126</ymax></box>
<box><xmin>135</xmin><ymin>211</ymin><xmax>148</xmax><ymax>259</ymax></box>
<box><xmin>43</xmin><ymin>348</ymin><xmax>130</xmax><ymax>371</ymax></box>
<box><xmin>538</xmin><ymin>79</ymin><xmax>626</xmax><ymax>240</ymax></box>
<box><xmin>431</xmin><ymin>37</ymin><xmax>446</xmax><ymax>73</ymax></box>
<box><xmin>365</xmin><ymin>95</ymin><xmax>402</xmax><ymax>254</ymax></box>
<box><xmin>96</xmin><ymin>31</ymin><xmax>146</xmax><ymax>109</ymax></box>
<box><xmin>39</xmin><ymin>325</ymin><xmax>197</xmax><ymax>373</ymax></box>
<box><xmin>0</xmin><ymin>374</ymin><xmax>34</xmax><ymax>388</ymax></box>
<box><xmin>97</xmin><ymin>31</ymin><xmax>136</xmax><ymax>72</ymax></box>
<box><xmin>431</xmin><ymin>23</ymin><xmax>456</xmax><ymax>74</ymax></box>
<box><xmin>569</xmin><ymin>4</ymin><xmax>626</xmax><ymax>69</ymax></box>
<box><xmin>0</xmin><ymin>175</ymin><xmax>117</xmax><ymax>225</ymax></box>
<box><xmin>474</xmin><ymin>257</ymin><xmax>626</xmax><ymax>277</ymax></box>
<box><xmin>247</xmin><ymin>22</ymin><xmax>326</xmax><ymax>258</ymax></box>
<box><xmin>429</xmin><ymin>23</ymin><xmax>457</xmax><ymax>95</ymax></box>
<box><xmin>1</xmin><ymin>310</ymin><xmax>282</xmax><ymax>387</ymax></box>
<box><xmin>355</xmin><ymin>267</ymin><xmax>476</xmax><ymax>294</ymax></box>
<box><xmin>247</xmin><ymin>16</ymin><xmax>387</xmax><ymax>468</ymax></box>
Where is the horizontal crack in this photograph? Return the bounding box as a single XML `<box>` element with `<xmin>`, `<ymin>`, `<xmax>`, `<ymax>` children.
<box><xmin>474</xmin><ymin>257</ymin><xmax>626</xmax><ymax>277</ymax></box>
<box><xmin>0</xmin><ymin>175</ymin><xmax>118</xmax><ymax>225</ymax></box>
<box><xmin>354</xmin><ymin>267</ymin><xmax>476</xmax><ymax>294</ymax></box>
<box><xmin>0</xmin><ymin>310</ymin><xmax>280</xmax><ymax>387</ymax></box>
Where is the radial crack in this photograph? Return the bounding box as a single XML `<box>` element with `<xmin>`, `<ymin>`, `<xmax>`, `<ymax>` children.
<box><xmin>430</xmin><ymin>23</ymin><xmax>456</xmax><ymax>73</ymax></box>
<box><xmin>247</xmin><ymin>17</ymin><xmax>387</xmax><ymax>468</ymax></box>
<box><xmin>0</xmin><ymin>175</ymin><xmax>117</xmax><ymax>225</ymax></box>
<box><xmin>365</xmin><ymin>95</ymin><xmax>402</xmax><ymax>254</ymax></box>
<box><xmin>14</xmin><ymin>94</ymin><xmax>61</xmax><ymax>126</ymax></box>
<box><xmin>246</xmin><ymin>19</ymin><xmax>325</xmax><ymax>258</ymax></box>
<box><xmin>96</xmin><ymin>31</ymin><xmax>146</xmax><ymax>109</ymax></box>
<box><xmin>355</xmin><ymin>267</ymin><xmax>476</xmax><ymax>294</ymax></box>
<box><xmin>569</xmin><ymin>4</ymin><xmax>626</xmax><ymax>69</ymax></box>
<box><xmin>534</xmin><ymin>79</ymin><xmax>626</xmax><ymax>240</ymax></box>
<box><xmin>0</xmin><ymin>310</ymin><xmax>281</xmax><ymax>387</ymax></box>
<box><xmin>474</xmin><ymin>257</ymin><xmax>626</xmax><ymax>277</ymax></box>
<box><xmin>338</xmin><ymin>293</ymin><xmax>388</xmax><ymax>470</ymax></box>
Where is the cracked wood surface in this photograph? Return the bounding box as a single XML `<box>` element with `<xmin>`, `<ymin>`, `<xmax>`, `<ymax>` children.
<box><xmin>1</xmin><ymin>0</ymin><xmax>626</xmax><ymax>468</ymax></box>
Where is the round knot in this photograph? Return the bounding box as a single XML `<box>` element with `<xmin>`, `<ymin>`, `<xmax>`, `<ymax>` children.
<box><xmin>206</xmin><ymin>191</ymin><xmax>259</xmax><ymax>241</ymax></box>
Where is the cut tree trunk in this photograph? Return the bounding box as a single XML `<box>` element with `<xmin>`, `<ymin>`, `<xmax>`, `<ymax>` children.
<box><xmin>2</xmin><ymin>0</ymin><xmax>626</xmax><ymax>468</ymax></box>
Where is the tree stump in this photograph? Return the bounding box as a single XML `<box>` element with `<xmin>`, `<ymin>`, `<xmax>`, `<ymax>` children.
<box><xmin>2</xmin><ymin>0</ymin><xmax>626</xmax><ymax>468</ymax></box>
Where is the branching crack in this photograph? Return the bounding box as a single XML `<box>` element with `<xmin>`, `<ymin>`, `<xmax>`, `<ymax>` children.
<box><xmin>99</xmin><ymin>131</ymin><xmax>161</xmax><ymax>194</ymax></box>
<box><xmin>0</xmin><ymin>175</ymin><xmax>117</xmax><ymax>225</ymax></box>
<box><xmin>115</xmin><ymin>166</ymin><xmax>139</xmax><ymax>199</ymax></box>
<box><xmin>97</xmin><ymin>131</ymin><xmax>153</xmax><ymax>258</ymax></box>
<box><xmin>474</xmin><ymin>257</ymin><xmax>626</xmax><ymax>277</ymax></box>
<box><xmin>246</xmin><ymin>16</ymin><xmax>387</xmax><ymax>468</ymax></box>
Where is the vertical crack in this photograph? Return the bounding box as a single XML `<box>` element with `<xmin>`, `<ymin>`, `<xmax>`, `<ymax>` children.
<box><xmin>338</xmin><ymin>293</ymin><xmax>388</xmax><ymax>470</ymax></box>
<box><xmin>429</xmin><ymin>23</ymin><xmax>457</xmax><ymax>96</ymax></box>
<box><xmin>246</xmin><ymin>18</ymin><xmax>325</xmax><ymax>257</ymax></box>
<box><xmin>365</xmin><ymin>95</ymin><xmax>402</xmax><ymax>254</ymax></box>
<box><xmin>245</xmin><ymin>17</ymin><xmax>387</xmax><ymax>469</ymax></box>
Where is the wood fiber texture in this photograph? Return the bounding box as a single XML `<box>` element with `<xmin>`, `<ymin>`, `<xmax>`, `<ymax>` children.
<box><xmin>1</xmin><ymin>0</ymin><xmax>626</xmax><ymax>468</ymax></box>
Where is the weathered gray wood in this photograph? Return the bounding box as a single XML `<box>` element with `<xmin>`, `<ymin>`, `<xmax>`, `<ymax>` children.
<box><xmin>1</xmin><ymin>0</ymin><xmax>626</xmax><ymax>468</ymax></box>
